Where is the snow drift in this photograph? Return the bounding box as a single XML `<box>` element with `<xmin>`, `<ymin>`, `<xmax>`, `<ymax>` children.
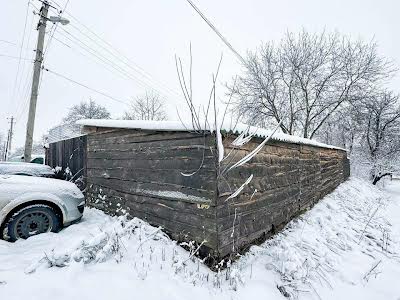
<box><xmin>1</xmin><ymin>178</ymin><xmax>399</xmax><ymax>300</ymax></box>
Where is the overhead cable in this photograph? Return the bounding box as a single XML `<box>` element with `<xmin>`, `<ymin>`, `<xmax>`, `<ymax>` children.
<box><xmin>43</xmin><ymin>66</ymin><xmax>130</xmax><ymax>105</ymax></box>
<box><xmin>184</xmin><ymin>0</ymin><xmax>246</xmax><ymax>65</ymax></box>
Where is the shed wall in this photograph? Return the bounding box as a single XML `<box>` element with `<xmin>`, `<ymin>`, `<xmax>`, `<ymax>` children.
<box><xmin>84</xmin><ymin>128</ymin><xmax>220</xmax><ymax>252</ymax></box>
<box><xmin>81</xmin><ymin>127</ymin><xmax>349</xmax><ymax>260</ymax></box>
<box><xmin>217</xmin><ymin>137</ymin><xmax>350</xmax><ymax>257</ymax></box>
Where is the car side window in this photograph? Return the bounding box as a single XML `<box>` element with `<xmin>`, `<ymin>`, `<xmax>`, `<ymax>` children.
<box><xmin>31</xmin><ymin>157</ymin><xmax>44</xmax><ymax>164</ymax></box>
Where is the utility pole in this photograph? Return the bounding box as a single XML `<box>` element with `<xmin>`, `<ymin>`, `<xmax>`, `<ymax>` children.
<box><xmin>5</xmin><ymin>116</ymin><xmax>15</xmax><ymax>161</ymax></box>
<box><xmin>4</xmin><ymin>132</ymin><xmax>10</xmax><ymax>161</ymax></box>
<box><xmin>23</xmin><ymin>1</ymin><xmax>69</xmax><ymax>162</ymax></box>
<box><xmin>2</xmin><ymin>141</ymin><xmax>6</xmax><ymax>161</ymax></box>
<box><xmin>23</xmin><ymin>1</ymin><xmax>49</xmax><ymax>162</ymax></box>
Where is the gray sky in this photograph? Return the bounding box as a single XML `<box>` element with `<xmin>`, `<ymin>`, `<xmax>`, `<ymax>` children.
<box><xmin>1</xmin><ymin>0</ymin><xmax>400</xmax><ymax>151</ymax></box>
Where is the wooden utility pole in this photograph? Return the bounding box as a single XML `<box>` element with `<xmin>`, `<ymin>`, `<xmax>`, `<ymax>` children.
<box><xmin>4</xmin><ymin>116</ymin><xmax>15</xmax><ymax>161</ymax></box>
<box><xmin>2</xmin><ymin>141</ymin><xmax>6</xmax><ymax>161</ymax></box>
<box><xmin>23</xmin><ymin>1</ymin><xmax>49</xmax><ymax>162</ymax></box>
<box><xmin>6</xmin><ymin>116</ymin><xmax>15</xmax><ymax>161</ymax></box>
<box><xmin>4</xmin><ymin>132</ymin><xmax>10</xmax><ymax>161</ymax></box>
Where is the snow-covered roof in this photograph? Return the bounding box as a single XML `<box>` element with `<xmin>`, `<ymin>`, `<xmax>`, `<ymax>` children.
<box><xmin>76</xmin><ymin>119</ymin><xmax>346</xmax><ymax>151</ymax></box>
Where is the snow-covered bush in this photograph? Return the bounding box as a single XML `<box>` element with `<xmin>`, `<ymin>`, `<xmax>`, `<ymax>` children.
<box><xmin>26</xmin><ymin>215</ymin><xmax>145</xmax><ymax>273</ymax></box>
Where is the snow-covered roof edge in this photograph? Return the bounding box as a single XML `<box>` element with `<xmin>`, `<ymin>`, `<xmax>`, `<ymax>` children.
<box><xmin>76</xmin><ymin>119</ymin><xmax>347</xmax><ymax>151</ymax></box>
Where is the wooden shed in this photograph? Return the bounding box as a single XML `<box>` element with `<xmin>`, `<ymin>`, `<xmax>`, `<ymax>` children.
<box><xmin>75</xmin><ymin>119</ymin><xmax>350</xmax><ymax>261</ymax></box>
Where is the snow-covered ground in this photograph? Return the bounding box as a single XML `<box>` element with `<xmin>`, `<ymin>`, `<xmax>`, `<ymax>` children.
<box><xmin>1</xmin><ymin>177</ymin><xmax>399</xmax><ymax>300</ymax></box>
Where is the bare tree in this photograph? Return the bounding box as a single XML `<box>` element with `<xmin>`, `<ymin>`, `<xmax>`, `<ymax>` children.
<box><xmin>62</xmin><ymin>99</ymin><xmax>111</xmax><ymax>124</ymax></box>
<box><xmin>357</xmin><ymin>91</ymin><xmax>400</xmax><ymax>184</ymax></box>
<box><xmin>123</xmin><ymin>91</ymin><xmax>167</xmax><ymax>121</ymax></box>
<box><xmin>315</xmin><ymin>105</ymin><xmax>360</xmax><ymax>152</ymax></box>
<box><xmin>11</xmin><ymin>142</ymin><xmax>45</xmax><ymax>157</ymax></box>
<box><xmin>230</xmin><ymin>30</ymin><xmax>395</xmax><ymax>138</ymax></box>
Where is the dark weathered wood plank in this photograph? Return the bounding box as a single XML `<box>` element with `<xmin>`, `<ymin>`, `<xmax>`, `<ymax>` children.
<box><xmin>87</xmin><ymin>157</ymin><xmax>216</xmax><ymax>172</ymax></box>
<box><xmin>87</xmin><ymin>167</ymin><xmax>216</xmax><ymax>191</ymax></box>
<box><xmin>87</xmin><ymin>177</ymin><xmax>215</xmax><ymax>204</ymax></box>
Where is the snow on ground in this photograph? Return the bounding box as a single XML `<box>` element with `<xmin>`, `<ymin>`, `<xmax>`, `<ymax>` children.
<box><xmin>1</xmin><ymin>177</ymin><xmax>400</xmax><ymax>300</ymax></box>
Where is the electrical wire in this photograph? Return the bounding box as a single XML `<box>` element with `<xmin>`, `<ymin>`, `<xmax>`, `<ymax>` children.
<box><xmin>43</xmin><ymin>0</ymin><xmax>70</xmax><ymax>58</ymax></box>
<box><xmin>55</xmin><ymin>28</ymin><xmax>150</xmax><ymax>88</ymax></box>
<box><xmin>43</xmin><ymin>66</ymin><xmax>130</xmax><ymax>105</ymax></box>
<box><xmin>0</xmin><ymin>54</ymin><xmax>33</xmax><ymax>61</ymax></box>
<box><xmin>10</xmin><ymin>0</ymin><xmax>31</xmax><ymax>114</ymax></box>
<box><xmin>38</xmin><ymin>0</ymin><xmax>71</xmax><ymax>95</ymax></box>
<box><xmin>63</xmin><ymin>10</ymin><xmax>182</xmax><ymax>99</ymax></box>
<box><xmin>50</xmin><ymin>34</ymin><xmax>137</xmax><ymax>83</ymax></box>
<box><xmin>55</xmin><ymin>26</ymin><xmax>176</xmax><ymax>95</ymax></box>
<box><xmin>67</xmin><ymin>22</ymin><xmax>180</xmax><ymax>98</ymax></box>
<box><xmin>34</xmin><ymin>3</ymin><xmax>183</xmax><ymax>103</ymax></box>
<box><xmin>184</xmin><ymin>0</ymin><xmax>246</xmax><ymax>65</ymax></box>
<box><xmin>0</xmin><ymin>40</ymin><xmax>18</xmax><ymax>46</ymax></box>
<box><xmin>14</xmin><ymin>7</ymin><xmax>35</xmax><ymax>117</ymax></box>
<box><xmin>15</xmin><ymin>65</ymin><xmax>33</xmax><ymax>121</ymax></box>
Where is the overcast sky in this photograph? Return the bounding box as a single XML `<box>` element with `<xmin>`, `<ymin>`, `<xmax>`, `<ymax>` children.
<box><xmin>1</xmin><ymin>0</ymin><xmax>399</xmax><ymax>151</ymax></box>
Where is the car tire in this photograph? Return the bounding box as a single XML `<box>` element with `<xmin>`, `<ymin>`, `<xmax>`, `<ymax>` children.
<box><xmin>5</xmin><ymin>204</ymin><xmax>61</xmax><ymax>242</ymax></box>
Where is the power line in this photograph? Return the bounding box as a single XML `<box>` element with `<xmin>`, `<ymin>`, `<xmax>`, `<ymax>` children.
<box><xmin>184</xmin><ymin>0</ymin><xmax>246</xmax><ymax>65</ymax></box>
<box><xmin>10</xmin><ymin>0</ymin><xmax>31</xmax><ymax>114</ymax></box>
<box><xmin>14</xmin><ymin>6</ymin><xmax>36</xmax><ymax>116</ymax></box>
<box><xmin>55</xmin><ymin>26</ymin><xmax>175</xmax><ymax>95</ymax></box>
<box><xmin>55</xmin><ymin>27</ymin><xmax>149</xmax><ymax>87</ymax></box>
<box><xmin>15</xmin><ymin>67</ymin><xmax>33</xmax><ymax>121</ymax></box>
<box><xmin>0</xmin><ymin>54</ymin><xmax>33</xmax><ymax>61</ymax></box>
<box><xmin>15</xmin><ymin>0</ymin><xmax>69</xmax><ymax>124</ymax></box>
<box><xmin>43</xmin><ymin>66</ymin><xmax>130</xmax><ymax>105</ymax></box>
<box><xmin>63</xmin><ymin>10</ymin><xmax>182</xmax><ymax>99</ymax></box>
<box><xmin>14</xmin><ymin>46</ymin><xmax>35</xmax><ymax>121</ymax></box>
<box><xmin>49</xmin><ymin>0</ymin><xmax>68</xmax><ymax>11</ymax></box>
<box><xmin>38</xmin><ymin>0</ymin><xmax>71</xmax><ymax>96</ymax></box>
<box><xmin>42</xmin><ymin>0</ymin><xmax>70</xmax><ymax>59</ymax></box>
<box><xmin>29</xmin><ymin>0</ymin><xmax>43</xmax><ymax>12</ymax></box>
<box><xmin>0</xmin><ymin>40</ymin><xmax>35</xmax><ymax>52</ymax></box>
<box><xmin>67</xmin><ymin>22</ymin><xmax>180</xmax><ymax>98</ymax></box>
<box><xmin>13</xmin><ymin>1</ymin><xmax>40</xmax><ymax>122</ymax></box>
<box><xmin>13</xmin><ymin>0</ymin><xmax>41</xmax><ymax>121</ymax></box>
<box><xmin>50</xmin><ymin>34</ymin><xmax>136</xmax><ymax>83</ymax></box>
<box><xmin>0</xmin><ymin>40</ymin><xmax>17</xmax><ymax>46</ymax></box>
<box><xmin>36</xmin><ymin>5</ymin><xmax>183</xmax><ymax>102</ymax></box>
<box><xmin>55</xmin><ymin>26</ymin><xmax>135</xmax><ymax>81</ymax></box>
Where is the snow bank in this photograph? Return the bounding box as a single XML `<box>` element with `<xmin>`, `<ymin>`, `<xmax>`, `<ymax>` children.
<box><xmin>238</xmin><ymin>178</ymin><xmax>400</xmax><ymax>299</ymax></box>
<box><xmin>76</xmin><ymin>119</ymin><xmax>346</xmax><ymax>151</ymax></box>
<box><xmin>1</xmin><ymin>178</ymin><xmax>400</xmax><ymax>300</ymax></box>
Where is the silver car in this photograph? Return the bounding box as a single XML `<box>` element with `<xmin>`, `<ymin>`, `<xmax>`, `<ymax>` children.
<box><xmin>0</xmin><ymin>162</ymin><xmax>55</xmax><ymax>177</ymax></box>
<box><xmin>0</xmin><ymin>175</ymin><xmax>84</xmax><ymax>241</ymax></box>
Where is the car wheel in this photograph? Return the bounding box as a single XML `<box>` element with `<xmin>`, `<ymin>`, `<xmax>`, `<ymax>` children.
<box><xmin>6</xmin><ymin>204</ymin><xmax>61</xmax><ymax>242</ymax></box>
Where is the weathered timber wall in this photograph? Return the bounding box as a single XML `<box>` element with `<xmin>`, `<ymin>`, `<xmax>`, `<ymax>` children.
<box><xmin>80</xmin><ymin>126</ymin><xmax>349</xmax><ymax>260</ymax></box>
<box><xmin>84</xmin><ymin>128</ymin><xmax>220</xmax><ymax>253</ymax></box>
<box><xmin>46</xmin><ymin>135</ymin><xmax>87</xmax><ymax>179</ymax></box>
<box><xmin>217</xmin><ymin>137</ymin><xmax>350</xmax><ymax>257</ymax></box>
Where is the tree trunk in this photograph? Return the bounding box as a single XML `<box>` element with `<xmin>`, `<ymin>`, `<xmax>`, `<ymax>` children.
<box><xmin>372</xmin><ymin>172</ymin><xmax>392</xmax><ymax>185</ymax></box>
